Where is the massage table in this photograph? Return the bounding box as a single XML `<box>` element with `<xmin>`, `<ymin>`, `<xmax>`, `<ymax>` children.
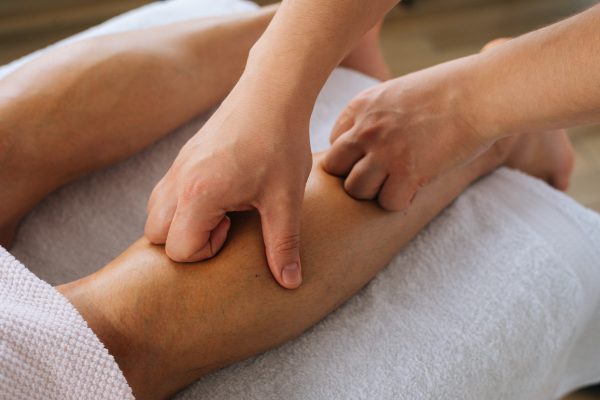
<box><xmin>2</xmin><ymin>1</ymin><xmax>600</xmax><ymax>398</ymax></box>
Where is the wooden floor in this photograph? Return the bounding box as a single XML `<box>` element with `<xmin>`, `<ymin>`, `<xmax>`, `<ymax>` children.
<box><xmin>1</xmin><ymin>0</ymin><xmax>599</xmax><ymax>398</ymax></box>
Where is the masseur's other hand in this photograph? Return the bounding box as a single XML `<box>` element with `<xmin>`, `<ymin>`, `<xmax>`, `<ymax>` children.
<box><xmin>144</xmin><ymin>80</ymin><xmax>312</xmax><ymax>289</ymax></box>
<box><xmin>323</xmin><ymin>58</ymin><xmax>492</xmax><ymax>210</ymax></box>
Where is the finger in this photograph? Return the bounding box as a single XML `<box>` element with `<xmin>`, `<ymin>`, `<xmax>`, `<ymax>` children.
<box><xmin>330</xmin><ymin>106</ymin><xmax>356</xmax><ymax>144</ymax></box>
<box><xmin>202</xmin><ymin>215</ymin><xmax>232</xmax><ymax>258</ymax></box>
<box><xmin>322</xmin><ymin>131</ymin><xmax>365</xmax><ymax>177</ymax></box>
<box><xmin>377</xmin><ymin>173</ymin><xmax>421</xmax><ymax>211</ymax></box>
<box><xmin>481</xmin><ymin>37</ymin><xmax>511</xmax><ymax>52</ymax></box>
<box><xmin>259</xmin><ymin>196</ymin><xmax>303</xmax><ymax>289</ymax></box>
<box><xmin>165</xmin><ymin>199</ymin><xmax>228</xmax><ymax>262</ymax></box>
<box><xmin>343</xmin><ymin>155</ymin><xmax>388</xmax><ymax>200</ymax></box>
<box><xmin>145</xmin><ymin>180</ymin><xmax>177</xmax><ymax>244</ymax></box>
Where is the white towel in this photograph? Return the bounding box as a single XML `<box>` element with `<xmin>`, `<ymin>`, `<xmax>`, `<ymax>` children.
<box><xmin>3</xmin><ymin>0</ymin><xmax>600</xmax><ymax>399</ymax></box>
<box><xmin>0</xmin><ymin>247</ymin><xmax>133</xmax><ymax>399</ymax></box>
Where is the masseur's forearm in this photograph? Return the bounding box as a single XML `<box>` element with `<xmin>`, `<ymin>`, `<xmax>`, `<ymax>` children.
<box><xmin>466</xmin><ymin>4</ymin><xmax>600</xmax><ymax>139</ymax></box>
<box><xmin>239</xmin><ymin>0</ymin><xmax>398</xmax><ymax>117</ymax></box>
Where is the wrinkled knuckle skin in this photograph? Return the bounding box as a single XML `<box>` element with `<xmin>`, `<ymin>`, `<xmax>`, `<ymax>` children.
<box><xmin>348</xmin><ymin>95</ymin><xmax>369</xmax><ymax>112</ymax></box>
<box><xmin>356</xmin><ymin>125</ymin><xmax>379</xmax><ymax>144</ymax></box>
<box><xmin>180</xmin><ymin>178</ymin><xmax>210</xmax><ymax>202</ymax></box>
<box><xmin>356</xmin><ymin>112</ymin><xmax>389</xmax><ymax>143</ymax></box>
<box><xmin>274</xmin><ymin>234</ymin><xmax>301</xmax><ymax>255</ymax></box>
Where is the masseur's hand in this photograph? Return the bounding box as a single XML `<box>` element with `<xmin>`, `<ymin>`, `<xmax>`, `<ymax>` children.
<box><xmin>323</xmin><ymin>57</ymin><xmax>493</xmax><ymax>210</ymax></box>
<box><xmin>145</xmin><ymin>78</ymin><xmax>311</xmax><ymax>289</ymax></box>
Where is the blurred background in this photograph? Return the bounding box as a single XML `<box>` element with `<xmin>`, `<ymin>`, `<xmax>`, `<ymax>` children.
<box><xmin>1</xmin><ymin>0</ymin><xmax>599</xmax><ymax>398</ymax></box>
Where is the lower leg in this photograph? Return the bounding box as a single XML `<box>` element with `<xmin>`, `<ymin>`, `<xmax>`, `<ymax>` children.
<box><xmin>57</xmin><ymin>129</ymin><xmax>567</xmax><ymax>399</ymax></box>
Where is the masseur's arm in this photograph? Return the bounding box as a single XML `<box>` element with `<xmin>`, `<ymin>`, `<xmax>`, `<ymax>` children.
<box><xmin>324</xmin><ymin>4</ymin><xmax>600</xmax><ymax>209</ymax></box>
<box><xmin>144</xmin><ymin>0</ymin><xmax>398</xmax><ymax>289</ymax></box>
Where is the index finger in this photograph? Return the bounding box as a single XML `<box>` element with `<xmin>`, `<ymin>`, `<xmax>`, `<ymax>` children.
<box><xmin>165</xmin><ymin>198</ymin><xmax>230</xmax><ymax>262</ymax></box>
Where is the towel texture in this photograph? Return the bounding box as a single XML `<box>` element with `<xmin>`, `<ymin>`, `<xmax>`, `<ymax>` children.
<box><xmin>2</xmin><ymin>0</ymin><xmax>600</xmax><ymax>399</ymax></box>
<box><xmin>0</xmin><ymin>247</ymin><xmax>133</xmax><ymax>399</ymax></box>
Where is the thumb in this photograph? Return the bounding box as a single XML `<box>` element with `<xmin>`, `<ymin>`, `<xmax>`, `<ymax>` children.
<box><xmin>259</xmin><ymin>197</ymin><xmax>303</xmax><ymax>289</ymax></box>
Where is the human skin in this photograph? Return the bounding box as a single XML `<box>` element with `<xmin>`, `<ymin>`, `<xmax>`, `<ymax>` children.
<box><xmin>57</xmin><ymin>134</ymin><xmax>572</xmax><ymax>399</ymax></box>
<box><xmin>323</xmin><ymin>4</ymin><xmax>600</xmax><ymax>210</ymax></box>
<box><xmin>0</xmin><ymin>5</ymin><xmax>388</xmax><ymax>249</ymax></box>
<box><xmin>0</xmin><ymin>10</ymin><xmax>573</xmax><ymax>398</ymax></box>
<box><xmin>143</xmin><ymin>0</ymin><xmax>400</xmax><ymax>288</ymax></box>
<box><xmin>0</xmin><ymin>7</ymin><xmax>275</xmax><ymax>247</ymax></box>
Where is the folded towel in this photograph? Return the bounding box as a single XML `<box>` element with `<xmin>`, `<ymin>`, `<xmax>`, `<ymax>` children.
<box><xmin>0</xmin><ymin>246</ymin><xmax>133</xmax><ymax>399</ymax></box>
<box><xmin>3</xmin><ymin>0</ymin><xmax>600</xmax><ymax>399</ymax></box>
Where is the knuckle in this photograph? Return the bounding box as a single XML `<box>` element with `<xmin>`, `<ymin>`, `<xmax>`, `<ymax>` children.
<box><xmin>273</xmin><ymin>234</ymin><xmax>301</xmax><ymax>254</ymax></box>
<box><xmin>355</xmin><ymin>113</ymin><xmax>388</xmax><ymax>142</ymax></box>
<box><xmin>378</xmin><ymin>195</ymin><xmax>406</xmax><ymax>212</ymax></box>
<box><xmin>344</xmin><ymin>135</ymin><xmax>363</xmax><ymax>151</ymax></box>
<box><xmin>344</xmin><ymin>178</ymin><xmax>364</xmax><ymax>199</ymax></box>
<box><xmin>347</xmin><ymin>94</ymin><xmax>369</xmax><ymax>112</ymax></box>
<box><xmin>180</xmin><ymin>177</ymin><xmax>211</xmax><ymax>202</ymax></box>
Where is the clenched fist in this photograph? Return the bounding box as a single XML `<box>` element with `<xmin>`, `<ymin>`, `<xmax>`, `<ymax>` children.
<box><xmin>323</xmin><ymin>57</ymin><xmax>493</xmax><ymax>210</ymax></box>
<box><xmin>145</xmin><ymin>79</ymin><xmax>312</xmax><ymax>289</ymax></box>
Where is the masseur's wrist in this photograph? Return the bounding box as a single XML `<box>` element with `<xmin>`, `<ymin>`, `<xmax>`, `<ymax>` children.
<box><xmin>241</xmin><ymin>37</ymin><xmax>330</xmax><ymax>118</ymax></box>
<box><xmin>227</xmin><ymin>65</ymin><xmax>316</xmax><ymax>137</ymax></box>
<box><xmin>450</xmin><ymin>53</ymin><xmax>514</xmax><ymax>144</ymax></box>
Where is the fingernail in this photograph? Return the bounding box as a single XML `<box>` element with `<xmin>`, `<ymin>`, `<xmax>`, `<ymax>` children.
<box><xmin>282</xmin><ymin>263</ymin><xmax>302</xmax><ymax>287</ymax></box>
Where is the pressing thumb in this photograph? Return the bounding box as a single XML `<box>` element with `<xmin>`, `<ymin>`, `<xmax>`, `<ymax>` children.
<box><xmin>259</xmin><ymin>199</ymin><xmax>303</xmax><ymax>289</ymax></box>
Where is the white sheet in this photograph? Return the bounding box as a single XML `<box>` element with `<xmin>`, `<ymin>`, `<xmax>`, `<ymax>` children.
<box><xmin>4</xmin><ymin>0</ymin><xmax>600</xmax><ymax>399</ymax></box>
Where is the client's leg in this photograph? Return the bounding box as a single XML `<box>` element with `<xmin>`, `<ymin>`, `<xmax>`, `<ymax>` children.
<box><xmin>58</xmin><ymin>131</ymin><xmax>571</xmax><ymax>399</ymax></box>
<box><xmin>0</xmin><ymin>5</ymin><xmax>389</xmax><ymax>248</ymax></box>
<box><xmin>0</xmin><ymin>7</ymin><xmax>276</xmax><ymax>247</ymax></box>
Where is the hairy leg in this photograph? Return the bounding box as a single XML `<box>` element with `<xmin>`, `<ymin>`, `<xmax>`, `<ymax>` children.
<box><xmin>57</xmin><ymin>128</ymin><xmax>572</xmax><ymax>399</ymax></box>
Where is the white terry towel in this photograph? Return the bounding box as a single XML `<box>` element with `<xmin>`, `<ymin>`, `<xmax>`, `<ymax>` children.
<box><xmin>0</xmin><ymin>247</ymin><xmax>133</xmax><ymax>399</ymax></box>
<box><xmin>3</xmin><ymin>0</ymin><xmax>600</xmax><ymax>399</ymax></box>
